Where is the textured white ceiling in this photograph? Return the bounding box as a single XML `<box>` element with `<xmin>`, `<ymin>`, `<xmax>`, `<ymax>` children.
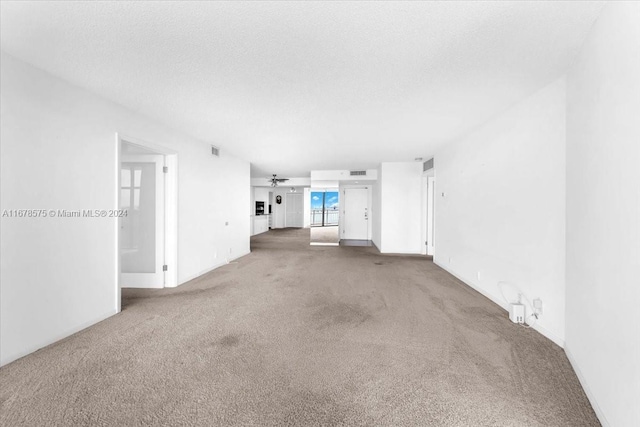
<box><xmin>1</xmin><ymin>1</ymin><xmax>604</xmax><ymax>178</ymax></box>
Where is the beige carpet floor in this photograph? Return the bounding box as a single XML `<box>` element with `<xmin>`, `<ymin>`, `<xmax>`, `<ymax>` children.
<box><xmin>310</xmin><ymin>226</ymin><xmax>339</xmax><ymax>244</ymax></box>
<box><xmin>0</xmin><ymin>228</ymin><xmax>599</xmax><ymax>426</ymax></box>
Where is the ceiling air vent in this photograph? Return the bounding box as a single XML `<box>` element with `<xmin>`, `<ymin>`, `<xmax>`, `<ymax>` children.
<box><xmin>211</xmin><ymin>145</ymin><xmax>220</xmax><ymax>157</ymax></box>
<box><xmin>423</xmin><ymin>158</ymin><xmax>434</xmax><ymax>172</ymax></box>
<box><xmin>350</xmin><ymin>170</ymin><xmax>367</xmax><ymax>176</ymax></box>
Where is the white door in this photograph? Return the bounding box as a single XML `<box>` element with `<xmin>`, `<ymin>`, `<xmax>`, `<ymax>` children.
<box><xmin>285</xmin><ymin>193</ymin><xmax>303</xmax><ymax>227</ymax></box>
<box><xmin>343</xmin><ymin>188</ymin><xmax>369</xmax><ymax>239</ymax></box>
<box><xmin>120</xmin><ymin>155</ymin><xmax>165</xmax><ymax>288</ymax></box>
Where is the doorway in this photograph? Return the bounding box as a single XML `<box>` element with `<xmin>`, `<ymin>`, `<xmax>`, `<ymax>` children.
<box><xmin>427</xmin><ymin>176</ymin><xmax>435</xmax><ymax>256</ymax></box>
<box><xmin>117</xmin><ymin>136</ymin><xmax>177</xmax><ymax>310</ymax></box>
<box><xmin>120</xmin><ymin>157</ymin><xmax>164</xmax><ymax>287</ymax></box>
<box><xmin>421</xmin><ymin>175</ymin><xmax>435</xmax><ymax>257</ymax></box>
<box><xmin>310</xmin><ymin>191</ymin><xmax>339</xmax><ymax>227</ymax></box>
<box><xmin>285</xmin><ymin>192</ymin><xmax>304</xmax><ymax>227</ymax></box>
<box><xmin>310</xmin><ymin>189</ymin><xmax>339</xmax><ymax>245</ymax></box>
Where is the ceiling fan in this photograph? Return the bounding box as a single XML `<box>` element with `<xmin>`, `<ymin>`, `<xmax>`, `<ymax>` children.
<box><xmin>268</xmin><ymin>174</ymin><xmax>289</xmax><ymax>187</ymax></box>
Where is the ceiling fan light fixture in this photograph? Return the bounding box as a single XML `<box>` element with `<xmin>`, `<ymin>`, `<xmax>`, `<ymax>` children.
<box><xmin>268</xmin><ymin>174</ymin><xmax>289</xmax><ymax>187</ymax></box>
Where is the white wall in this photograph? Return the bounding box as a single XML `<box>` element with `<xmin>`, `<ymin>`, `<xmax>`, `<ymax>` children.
<box><xmin>434</xmin><ymin>78</ymin><xmax>567</xmax><ymax>346</ymax></box>
<box><xmin>303</xmin><ymin>188</ymin><xmax>311</xmax><ymax>229</ymax></box>
<box><xmin>0</xmin><ymin>53</ymin><xmax>250</xmax><ymax>366</ymax></box>
<box><xmin>271</xmin><ymin>188</ymin><xmax>286</xmax><ymax>228</ymax></box>
<box><xmin>376</xmin><ymin>162</ymin><xmax>424</xmax><ymax>254</ymax></box>
<box><xmin>565</xmin><ymin>3</ymin><xmax>640</xmax><ymax>426</ymax></box>
<box><xmin>310</xmin><ymin>169</ymin><xmax>378</xmax><ymax>182</ymax></box>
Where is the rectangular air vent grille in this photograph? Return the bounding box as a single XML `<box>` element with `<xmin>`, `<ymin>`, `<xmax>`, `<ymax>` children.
<box><xmin>211</xmin><ymin>145</ymin><xmax>220</xmax><ymax>156</ymax></box>
<box><xmin>423</xmin><ymin>158</ymin><xmax>434</xmax><ymax>171</ymax></box>
<box><xmin>350</xmin><ymin>170</ymin><xmax>367</xmax><ymax>176</ymax></box>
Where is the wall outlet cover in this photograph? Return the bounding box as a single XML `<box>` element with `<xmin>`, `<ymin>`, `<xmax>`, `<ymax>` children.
<box><xmin>533</xmin><ymin>298</ymin><xmax>543</xmax><ymax>315</ymax></box>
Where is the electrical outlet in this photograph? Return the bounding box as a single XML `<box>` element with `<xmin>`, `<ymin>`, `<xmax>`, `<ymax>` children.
<box><xmin>533</xmin><ymin>298</ymin><xmax>543</xmax><ymax>316</ymax></box>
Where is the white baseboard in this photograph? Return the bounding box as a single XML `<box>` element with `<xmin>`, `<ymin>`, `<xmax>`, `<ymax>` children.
<box><xmin>177</xmin><ymin>250</ymin><xmax>251</xmax><ymax>286</ymax></box>
<box><xmin>434</xmin><ymin>261</ymin><xmax>565</xmax><ymax>348</ymax></box>
<box><xmin>530</xmin><ymin>322</ymin><xmax>565</xmax><ymax>349</ymax></box>
<box><xmin>565</xmin><ymin>345</ymin><xmax>610</xmax><ymax>427</ymax></box>
<box><xmin>0</xmin><ymin>309</ymin><xmax>117</xmax><ymax>367</ymax></box>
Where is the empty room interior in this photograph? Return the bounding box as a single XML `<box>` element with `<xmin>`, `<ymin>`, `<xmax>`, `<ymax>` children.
<box><xmin>1</xmin><ymin>1</ymin><xmax>639</xmax><ymax>426</ymax></box>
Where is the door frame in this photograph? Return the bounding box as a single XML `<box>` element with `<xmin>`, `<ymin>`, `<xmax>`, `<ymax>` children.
<box><xmin>421</xmin><ymin>175</ymin><xmax>428</xmax><ymax>255</ymax></box>
<box><xmin>421</xmin><ymin>173</ymin><xmax>435</xmax><ymax>257</ymax></box>
<box><xmin>115</xmin><ymin>133</ymin><xmax>178</xmax><ymax>313</ymax></box>
<box><xmin>285</xmin><ymin>191</ymin><xmax>304</xmax><ymax>228</ymax></box>
<box><xmin>340</xmin><ymin>185</ymin><xmax>372</xmax><ymax>241</ymax></box>
<box><xmin>120</xmin><ymin>155</ymin><xmax>165</xmax><ymax>288</ymax></box>
<box><xmin>427</xmin><ymin>176</ymin><xmax>435</xmax><ymax>256</ymax></box>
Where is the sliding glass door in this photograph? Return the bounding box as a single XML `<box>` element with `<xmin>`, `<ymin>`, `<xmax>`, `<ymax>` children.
<box><xmin>310</xmin><ymin>191</ymin><xmax>339</xmax><ymax>227</ymax></box>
